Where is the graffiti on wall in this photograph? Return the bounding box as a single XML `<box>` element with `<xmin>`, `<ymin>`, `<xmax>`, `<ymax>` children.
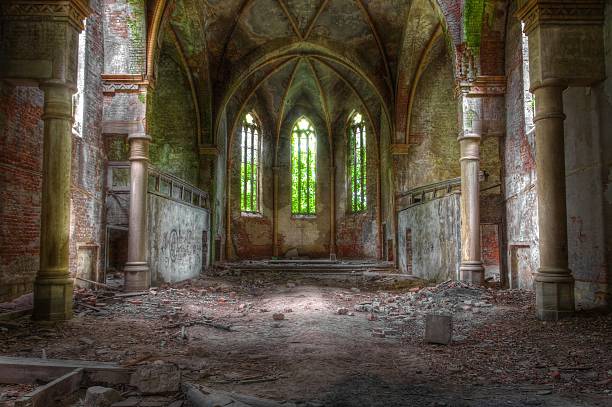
<box><xmin>159</xmin><ymin>227</ymin><xmax>201</xmax><ymax>268</ymax></box>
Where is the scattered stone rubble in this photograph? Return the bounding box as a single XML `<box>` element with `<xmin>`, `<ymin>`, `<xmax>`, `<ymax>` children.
<box><xmin>350</xmin><ymin>280</ymin><xmax>496</xmax><ymax>339</ymax></box>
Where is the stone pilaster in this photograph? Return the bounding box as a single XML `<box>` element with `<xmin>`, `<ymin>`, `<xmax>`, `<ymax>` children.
<box><xmin>124</xmin><ymin>133</ymin><xmax>151</xmax><ymax>292</ymax></box>
<box><xmin>457</xmin><ymin>90</ymin><xmax>484</xmax><ymax>285</ymax></box>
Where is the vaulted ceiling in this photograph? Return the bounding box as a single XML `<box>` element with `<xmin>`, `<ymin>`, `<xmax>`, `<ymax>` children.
<box><xmin>153</xmin><ymin>0</ymin><xmax>450</xmax><ymax>144</ymax></box>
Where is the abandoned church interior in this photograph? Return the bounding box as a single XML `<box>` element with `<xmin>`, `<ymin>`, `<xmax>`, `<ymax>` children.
<box><xmin>1</xmin><ymin>0</ymin><xmax>612</xmax><ymax>406</ymax></box>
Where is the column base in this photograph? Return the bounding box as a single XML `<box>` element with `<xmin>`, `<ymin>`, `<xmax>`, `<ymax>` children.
<box><xmin>124</xmin><ymin>262</ymin><xmax>150</xmax><ymax>292</ymax></box>
<box><xmin>460</xmin><ymin>261</ymin><xmax>485</xmax><ymax>285</ymax></box>
<box><xmin>32</xmin><ymin>276</ymin><xmax>73</xmax><ymax>321</ymax></box>
<box><xmin>535</xmin><ymin>268</ymin><xmax>575</xmax><ymax>320</ymax></box>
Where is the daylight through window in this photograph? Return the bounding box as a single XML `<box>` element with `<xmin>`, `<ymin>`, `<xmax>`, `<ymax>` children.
<box><xmin>348</xmin><ymin>112</ymin><xmax>367</xmax><ymax>212</ymax></box>
<box><xmin>291</xmin><ymin>117</ymin><xmax>317</xmax><ymax>215</ymax></box>
<box><xmin>240</xmin><ymin>113</ymin><xmax>260</xmax><ymax>213</ymax></box>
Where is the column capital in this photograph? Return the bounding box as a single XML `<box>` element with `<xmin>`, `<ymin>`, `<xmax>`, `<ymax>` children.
<box><xmin>456</xmin><ymin>76</ymin><xmax>506</xmax><ymax>98</ymax></box>
<box><xmin>128</xmin><ymin>133</ymin><xmax>151</xmax><ymax>162</ymax></box>
<box><xmin>529</xmin><ymin>78</ymin><xmax>568</xmax><ymax>93</ymax></box>
<box><xmin>516</xmin><ymin>0</ymin><xmax>604</xmax><ymax>35</ymax></box>
<box><xmin>1</xmin><ymin>0</ymin><xmax>92</xmax><ymax>31</ymax></box>
<box><xmin>40</xmin><ymin>80</ymin><xmax>74</xmax><ymax>121</ymax></box>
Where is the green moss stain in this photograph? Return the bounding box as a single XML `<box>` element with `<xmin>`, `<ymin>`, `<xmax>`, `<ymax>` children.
<box><xmin>463</xmin><ymin>0</ymin><xmax>486</xmax><ymax>50</ymax></box>
<box><xmin>148</xmin><ymin>46</ymin><xmax>200</xmax><ymax>186</ymax></box>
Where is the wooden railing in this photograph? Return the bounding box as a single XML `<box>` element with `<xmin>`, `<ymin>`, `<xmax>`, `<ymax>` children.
<box><xmin>107</xmin><ymin>162</ymin><xmax>210</xmax><ymax>209</ymax></box>
<box><xmin>396</xmin><ymin>171</ymin><xmax>486</xmax><ymax>211</ymax></box>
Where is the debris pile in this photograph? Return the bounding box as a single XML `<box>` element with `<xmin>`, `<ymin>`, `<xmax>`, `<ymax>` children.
<box><xmin>351</xmin><ymin>280</ymin><xmax>496</xmax><ymax>340</ymax></box>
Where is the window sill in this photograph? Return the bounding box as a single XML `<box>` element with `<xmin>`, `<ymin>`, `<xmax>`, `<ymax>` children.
<box><xmin>241</xmin><ymin>211</ymin><xmax>263</xmax><ymax>218</ymax></box>
<box><xmin>348</xmin><ymin>210</ymin><xmax>368</xmax><ymax>216</ymax></box>
<box><xmin>291</xmin><ymin>214</ymin><xmax>316</xmax><ymax>220</ymax></box>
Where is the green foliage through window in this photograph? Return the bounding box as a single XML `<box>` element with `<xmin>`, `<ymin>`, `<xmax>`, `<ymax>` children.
<box><xmin>240</xmin><ymin>113</ymin><xmax>260</xmax><ymax>213</ymax></box>
<box><xmin>291</xmin><ymin>117</ymin><xmax>317</xmax><ymax>215</ymax></box>
<box><xmin>348</xmin><ymin>112</ymin><xmax>367</xmax><ymax>212</ymax></box>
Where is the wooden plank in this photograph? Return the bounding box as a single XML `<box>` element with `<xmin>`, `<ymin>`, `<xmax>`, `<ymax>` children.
<box><xmin>0</xmin><ymin>308</ymin><xmax>32</xmax><ymax>320</ymax></box>
<box><xmin>0</xmin><ymin>357</ymin><xmax>132</xmax><ymax>385</ymax></box>
<box><xmin>14</xmin><ymin>368</ymin><xmax>83</xmax><ymax>407</ymax></box>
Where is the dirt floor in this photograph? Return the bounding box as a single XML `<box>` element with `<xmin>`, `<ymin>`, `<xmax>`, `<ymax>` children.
<box><xmin>0</xmin><ymin>272</ymin><xmax>611</xmax><ymax>407</ymax></box>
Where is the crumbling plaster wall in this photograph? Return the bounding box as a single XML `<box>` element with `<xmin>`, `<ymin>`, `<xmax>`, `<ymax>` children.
<box><xmin>560</xmin><ymin>1</ymin><xmax>612</xmax><ymax>308</ymax></box>
<box><xmin>401</xmin><ymin>38</ymin><xmax>459</xmax><ymax>193</ymax></box>
<box><xmin>503</xmin><ymin>8</ymin><xmax>539</xmax><ymax>291</ymax></box>
<box><xmin>394</xmin><ymin>35</ymin><xmax>462</xmax><ymax>276</ymax></box>
<box><xmin>148</xmin><ymin>194</ymin><xmax>209</xmax><ymax>285</ymax></box>
<box><xmin>148</xmin><ymin>42</ymin><xmax>200</xmax><ymax>187</ymax></box>
<box><xmin>397</xmin><ymin>194</ymin><xmax>462</xmax><ymax>282</ymax></box>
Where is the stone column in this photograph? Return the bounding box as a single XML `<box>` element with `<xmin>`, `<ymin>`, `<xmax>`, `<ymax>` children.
<box><xmin>32</xmin><ymin>81</ymin><xmax>75</xmax><ymax>321</ymax></box>
<box><xmin>532</xmin><ymin>79</ymin><xmax>574</xmax><ymax>320</ymax></box>
<box><xmin>329</xmin><ymin>165</ymin><xmax>336</xmax><ymax>258</ymax></box>
<box><xmin>272</xmin><ymin>165</ymin><xmax>280</xmax><ymax>258</ymax></box>
<box><xmin>124</xmin><ymin>133</ymin><xmax>151</xmax><ymax>291</ymax></box>
<box><xmin>458</xmin><ymin>94</ymin><xmax>484</xmax><ymax>285</ymax></box>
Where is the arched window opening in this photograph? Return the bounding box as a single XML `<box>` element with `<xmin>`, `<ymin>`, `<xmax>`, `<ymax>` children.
<box><xmin>348</xmin><ymin>112</ymin><xmax>367</xmax><ymax>212</ymax></box>
<box><xmin>240</xmin><ymin>112</ymin><xmax>261</xmax><ymax>213</ymax></box>
<box><xmin>291</xmin><ymin>117</ymin><xmax>317</xmax><ymax>215</ymax></box>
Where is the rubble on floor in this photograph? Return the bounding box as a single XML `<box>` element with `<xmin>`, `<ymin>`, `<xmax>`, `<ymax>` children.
<box><xmin>0</xmin><ymin>274</ymin><xmax>610</xmax><ymax>406</ymax></box>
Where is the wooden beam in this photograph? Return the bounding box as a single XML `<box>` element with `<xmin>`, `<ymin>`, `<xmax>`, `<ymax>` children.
<box><xmin>15</xmin><ymin>368</ymin><xmax>83</xmax><ymax>407</ymax></box>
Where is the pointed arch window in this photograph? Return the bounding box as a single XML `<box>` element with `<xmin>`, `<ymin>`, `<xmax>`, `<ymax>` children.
<box><xmin>240</xmin><ymin>112</ymin><xmax>260</xmax><ymax>213</ymax></box>
<box><xmin>348</xmin><ymin>112</ymin><xmax>367</xmax><ymax>212</ymax></box>
<box><xmin>291</xmin><ymin>117</ymin><xmax>317</xmax><ymax>215</ymax></box>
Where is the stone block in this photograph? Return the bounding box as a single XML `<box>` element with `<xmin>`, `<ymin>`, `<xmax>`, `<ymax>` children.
<box><xmin>84</xmin><ymin>386</ymin><xmax>122</xmax><ymax>407</ymax></box>
<box><xmin>535</xmin><ymin>278</ymin><xmax>575</xmax><ymax>320</ymax></box>
<box><xmin>130</xmin><ymin>362</ymin><xmax>181</xmax><ymax>394</ymax></box>
<box><xmin>424</xmin><ymin>314</ymin><xmax>452</xmax><ymax>345</ymax></box>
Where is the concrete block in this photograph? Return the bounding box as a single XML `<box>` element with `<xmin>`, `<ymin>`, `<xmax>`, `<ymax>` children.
<box><xmin>84</xmin><ymin>386</ymin><xmax>122</xmax><ymax>407</ymax></box>
<box><xmin>130</xmin><ymin>362</ymin><xmax>180</xmax><ymax>394</ymax></box>
<box><xmin>424</xmin><ymin>314</ymin><xmax>452</xmax><ymax>345</ymax></box>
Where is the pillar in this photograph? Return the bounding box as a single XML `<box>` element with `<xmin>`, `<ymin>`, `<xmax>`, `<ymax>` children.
<box><xmin>32</xmin><ymin>81</ymin><xmax>76</xmax><ymax>321</ymax></box>
<box><xmin>458</xmin><ymin>95</ymin><xmax>484</xmax><ymax>285</ymax></box>
<box><xmin>124</xmin><ymin>133</ymin><xmax>151</xmax><ymax>291</ymax></box>
<box><xmin>273</xmin><ymin>165</ymin><xmax>280</xmax><ymax>258</ymax></box>
<box><xmin>532</xmin><ymin>79</ymin><xmax>574</xmax><ymax>320</ymax></box>
<box><xmin>329</xmin><ymin>165</ymin><xmax>336</xmax><ymax>258</ymax></box>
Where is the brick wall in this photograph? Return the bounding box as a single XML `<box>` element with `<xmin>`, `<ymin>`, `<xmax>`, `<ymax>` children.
<box><xmin>503</xmin><ymin>5</ymin><xmax>540</xmax><ymax>290</ymax></box>
<box><xmin>0</xmin><ymin>84</ymin><xmax>44</xmax><ymax>301</ymax></box>
<box><xmin>70</xmin><ymin>0</ymin><xmax>107</xmax><ymax>284</ymax></box>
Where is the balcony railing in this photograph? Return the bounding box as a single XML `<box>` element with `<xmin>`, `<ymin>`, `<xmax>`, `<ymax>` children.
<box><xmin>107</xmin><ymin>162</ymin><xmax>210</xmax><ymax>210</ymax></box>
<box><xmin>396</xmin><ymin>171</ymin><xmax>486</xmax><ymax>212</ymax></box>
